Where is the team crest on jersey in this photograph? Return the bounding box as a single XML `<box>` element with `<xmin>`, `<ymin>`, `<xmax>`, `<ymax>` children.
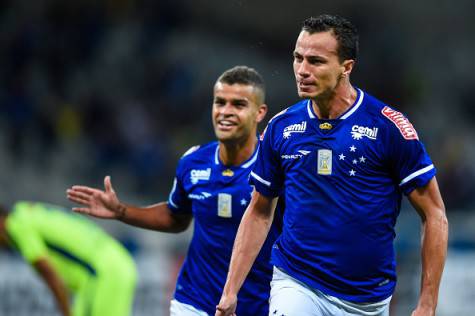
<box><xmin>317</xmin><ymin>149</ymin><xmax>332</xmax><ymax>175</ymax></box>
<box><xmin>222</xmin><ymin>169</ymin><xmax>234</xmax><ymax>177</ymax></box>
<box><xmin>319</xmin><ymin>122</ymin><xmax>333</xmax><ymax>130</ymax></box>
<box><xmin>190</xmin><ymin>168</ymin><xmax>211</xmax><ymax>184</ymax></box>
<box><xmin>381</xmin><ymin>106</ymin><xmax>419</xmax><ymax>140</ymax></box>
<box><xmin>283</xmin><ymin>121</ymin><xmax>307</xmax><ymax>139</ymax></box>
<box><xmin>351</xmin><ymin>125</ymin><xmax>378</xmax><ymax>140</ymax></box>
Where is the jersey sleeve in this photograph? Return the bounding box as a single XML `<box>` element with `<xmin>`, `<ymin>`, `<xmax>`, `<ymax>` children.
<box><xmin>250</xmin><ymin>121</ymin><xmax>284</xmax><ymax>197</ymax></box>
<box><xmin>167</xmin><ymin>158</ymin><xmax>192</xmax><ymax>213</ymax></box>
<box><xmin>383</xmin><ymin>109</ymin><xmax>436</xmax><ymax>195</ymax></box>
<box><xmin>6</xmin><ymin>207</ymin><xmax>48</xmax><ymax>263</ymax></box>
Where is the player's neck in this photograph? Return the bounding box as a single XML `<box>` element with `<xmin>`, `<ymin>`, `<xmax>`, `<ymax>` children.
<box><xmin>218</xmin><ymin>136</ymin><xmax>257</xmax><ymax>166</ymax></box>
<box><xmin>312</xmin><ymin>81</ymin><xmax>357</xmax><ymax>120</ymax></box>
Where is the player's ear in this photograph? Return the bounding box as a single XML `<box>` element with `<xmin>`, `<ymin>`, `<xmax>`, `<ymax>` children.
<box><xmin>256</xmin><ymin>103</ymin><xmax>268</xmax><ymax>123</ymax></box>
<box><xmin>341</xmin><ymin>59</ymin><xmax>355</xmax><ymax>77</ymax></box>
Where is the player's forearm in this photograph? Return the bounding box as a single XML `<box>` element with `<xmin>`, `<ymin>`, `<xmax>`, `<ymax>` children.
<box><xmin>223</xmin><ymin>194</ymin><xmax>275</xmax><ymax>296</ymax></box>
<box><xmin>35</xmin><ymin>259</ymin><xmax>71</xmax><ymax>316</ymax></box>
<box><xmin>119</xmin><ymin>202</ymin><xmax>190</xmax><ymax>233</ymax></box>
<box><xmin>417</xmin><ymin>210</ymin><xmax>448</xmax><ymax>311</ymax></box>
<box><xmin>50</xmin><ymin>282</ymin><xmax>71</xmax><ymax>316</ymax></box>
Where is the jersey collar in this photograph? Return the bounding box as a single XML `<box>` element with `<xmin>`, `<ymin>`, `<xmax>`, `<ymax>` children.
<box><xmin>306</xmin><ymin>88</ymin><xmax>364</xmax><ymax>120</ymax></box>
<box><xmin>214</xmin><ymin>141</ymin><xmax>259</xmax><ymax>169</ymax></box>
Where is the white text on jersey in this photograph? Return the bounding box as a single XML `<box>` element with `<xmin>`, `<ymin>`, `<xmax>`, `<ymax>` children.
<box><xmin>283</xmin><ymin>121</ymin><xmax>307</xmax><ymax>139</ymax></box>
<box><xmin>281</xmin><ymin>150</ymin><xmax>311</xmax><ymax>159</ymax></box>
<box><xmin>351</xmin><ymin>125</ymin><xmax>378</xmax><ymax>140</ymax></box>
<box><xmin>190</xmin><ymin>168</ymin><xmax>211</xmax><ymax>184</ymax></box>
<box><xmin>188</xmin><ymin>192</ymin><xmax>212</xmax><ymax>200</ymax></box>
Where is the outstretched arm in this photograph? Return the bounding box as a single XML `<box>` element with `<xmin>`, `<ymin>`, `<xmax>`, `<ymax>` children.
<box><xmin>215</xmin><ymin>190</ymin><xmax>277</xmax><ymax>316</ymax></box>
<box><xmin>67</xmin><ymin>176</ymin><xmax>192</xmax><ymax>233</ymax></box>
<box><xmin>34</xmin><ymin>258</ymin><xmax>71</xmax><ymax>316</ymax></box>
<box><xmin>408</xmin><ymin>177</ymin><xmax>448</xmax><ymax>316</ymax></box>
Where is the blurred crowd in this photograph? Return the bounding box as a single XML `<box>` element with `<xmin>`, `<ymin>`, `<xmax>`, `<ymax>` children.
<box><xmin>1</xmin><ymin>0</ymin><xmax>474</xmax><ymax>210</ymax></box>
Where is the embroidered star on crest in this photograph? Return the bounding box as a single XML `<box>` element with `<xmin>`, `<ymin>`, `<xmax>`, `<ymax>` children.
<box><xmin>240</xmin><ymin>199</ymin><xmax>247</xmax><ymax>206</ymax></box>
<box><xmin>359</xmin><ymin>156</ymin><xmax>366</xmax><ymax>163</ymax></box>
<box><xmin>349</xmin><ymin>145</ymin><xmax>356</xmax><ymax>152</ymax></box>
<box><xmin>339</xmin><ymin>153</ymin><xmax>346</xmax><ymax>160</ymax></box>
<box><xmin>349</xmin><ymin>169</ymin><xmax>356</xmax><ymax>176</ymax></box>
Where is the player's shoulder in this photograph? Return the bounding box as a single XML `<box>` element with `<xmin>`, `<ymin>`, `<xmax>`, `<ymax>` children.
<box><xmin>260</xmin><ymin>100</ymin><xmax>308</xmax><ymax>141</ymax></box>
<box><xmin>180</xmin><ymin>141</ymin><xmax>216</xmax><ymax>158</ymax></box>
<box><xmin>11</xmin><ymin>201</ymin><xmax>35</xmax><ymax>217</ymax></box>
<box><xmin>268</xmin><ymin>100</ymin><xmax>309</xmax><ymax>127</ymax></box>
<box><xmin>175</xmin><ymin>142</ymin><xmax>216</xmax><ymax>182</ymax></box>
<box><xmin>177</xmin><ymin>141</ymin><xmax>217</xmax><ymax>172</ymax></box>
<box><xmin>361</xmin><ymin>90</ymin><xmax>419</xmax><ymax>140</ymax></box>
<box><xmin>358</xmin><ymin>90</ymin><xmax>387</xmax><ymax>117</ymax></box>
<box><xmin>6</xmin><ymin>201</ymin><xmax>37</xmax><ymax>229</ymax></box>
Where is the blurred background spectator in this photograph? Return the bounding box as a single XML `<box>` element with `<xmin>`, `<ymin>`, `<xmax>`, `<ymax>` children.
<box><xmin>0</xmin><ymin>0</ymin><xmax>474</xmax><ymax>315</ymax></box>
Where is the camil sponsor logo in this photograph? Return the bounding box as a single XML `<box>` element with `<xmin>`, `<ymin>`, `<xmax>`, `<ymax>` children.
<box><xmin>283</xmin><ymin>121</ymin><xmax>307</xmax><ymax>139</ymax></box>
<box><xmin>351</xmin><ymin>125</ymin><xmax>378</xmax><ymax>140</ymax></box>
<box><xmin>190</xmin><ymin>168</ymin><xmax>211</xmax><ymax>184</ymax></box>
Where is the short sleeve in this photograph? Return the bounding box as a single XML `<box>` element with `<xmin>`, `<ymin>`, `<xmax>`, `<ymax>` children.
<box><xmin>250</xmin><ymin>121</ymin><xmax>284</xmax><ymax>197</ymax></box>
<box><xmin>383</xmin><ymin>108</ymin><xmax>436</xmax><ymax>195</ymax></box>
<box><xmin>167</xmin><ymin>159</ymin><xmax>192</xmax><ymax>213</ymax></box>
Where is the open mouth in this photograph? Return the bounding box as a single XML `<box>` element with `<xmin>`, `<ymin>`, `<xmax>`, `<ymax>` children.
<box><xmin>217</xmin><ymin>120</ymin><xmax>237</xmax><ymax>130</ymax></box>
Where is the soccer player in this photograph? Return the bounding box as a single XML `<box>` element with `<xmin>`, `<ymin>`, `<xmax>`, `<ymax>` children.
<box><xmin>67</xmin><ymin>66</ymin><xmax>281</xmax><ymax>315</ymax></box>
<box><xmin>216</xmin><ymin>15</ymin><xmax>448</xmax><ymax>316</ymax></box>
<box><xmin>0</xmin><ymin>201</ymin><xmax>137</xmax><ymax>316</ymax></box>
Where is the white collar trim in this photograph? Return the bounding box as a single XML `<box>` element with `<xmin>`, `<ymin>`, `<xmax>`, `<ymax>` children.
<box><xmin>305</xmin><ymin>88</ymin><xmax>364</xmax><ymax>120</ymax></box>
<box><xmin>214</xmin><ymin>142</ymin><xmax>259</xmax><ymax>169</ymax></box>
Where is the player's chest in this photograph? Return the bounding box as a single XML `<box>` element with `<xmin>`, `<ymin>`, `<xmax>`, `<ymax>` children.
<box><xmin>184</xmin><ymin>168</ymin><xmax>253</xmax><ymax>222</ymax></box>
<box><xmin>278</xmin><ymin>121</ymin><xmax>385</xmax><ymax>177</ymax></box>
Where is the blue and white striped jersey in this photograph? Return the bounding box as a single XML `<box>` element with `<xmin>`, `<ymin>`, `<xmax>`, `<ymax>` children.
<box><xmin>168</xmin><ymin>141</ymin><xmax>280</xmax><ymax>315</ymax></box>
<box><xmin>250</xmin><ymin>88</ymin><xmax>435</xmax><ymax>303</ymax></box>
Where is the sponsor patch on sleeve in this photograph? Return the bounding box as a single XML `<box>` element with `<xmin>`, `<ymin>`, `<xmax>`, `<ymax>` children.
<box><xmin>381</xmin><ymin>106</ymin><xmax>419</xmax><ymax>140</ymax></box>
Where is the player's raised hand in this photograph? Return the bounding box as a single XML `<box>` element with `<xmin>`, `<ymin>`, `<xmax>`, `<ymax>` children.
<box><xmin>67</xmin><ymin>176</ymin><xmax>125</xmax><ymax>219</ymax></box>
<box><xmin>215</xmin><ymin>294</ymin><xmax>237</xmax><ymax>316</ymax></box>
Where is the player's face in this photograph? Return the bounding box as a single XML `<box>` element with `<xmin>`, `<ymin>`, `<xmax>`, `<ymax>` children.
<box><xmin>293</xmin><ymin>30</ymin><xmax>348</xmax><ymax>99</ymax></box>
<box><xmin>212</xmin><ymin>82</ymin><xmax>266</xmax><ymax>144</ymax></box>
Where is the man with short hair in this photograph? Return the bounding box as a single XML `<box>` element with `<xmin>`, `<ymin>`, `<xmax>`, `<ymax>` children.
<box><xmin>0</xmin><ymin>201</ymin><xmax>137</xmax><ymax>316</ymax></box>
<box><xmin>68</xmin><ymin>66</ymin><xmax>280</xmax><ymax>315</ymax></box>
<box><xmin>216</xmin><ymin>15</ymin><xmax>448</xmax><ymax>316</ymax></box>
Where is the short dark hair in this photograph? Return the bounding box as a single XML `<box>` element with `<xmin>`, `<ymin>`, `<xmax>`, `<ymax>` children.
<box><xmin>302</xmin><ymin>15</ymin><xmax>358</xmax><ymax>62</ymax></box>
<box><xmin>217</xmin><ymin>66</ymin><xmax>266</xmax><ymax>103</ymax></box>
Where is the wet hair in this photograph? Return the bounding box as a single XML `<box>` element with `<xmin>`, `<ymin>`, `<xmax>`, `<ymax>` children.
<box><xmin>217</xmin><ymin>66</ymin><xmax>266</xmax><ymax>104</ymax></box>
<box><xmin>302</xmin><ymin>14</ymin><xmax>358</xmax><ymax>62</ymax></box>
